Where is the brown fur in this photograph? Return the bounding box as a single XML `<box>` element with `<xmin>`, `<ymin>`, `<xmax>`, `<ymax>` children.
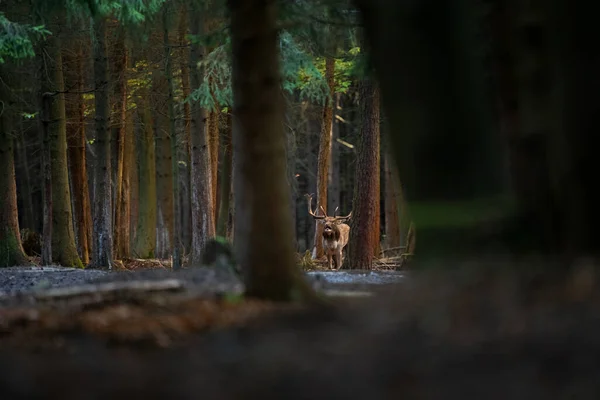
<box><xmin>322</xmin><ymin>222</ymin><xmax>350</xmax><ymax>269</ymax></box>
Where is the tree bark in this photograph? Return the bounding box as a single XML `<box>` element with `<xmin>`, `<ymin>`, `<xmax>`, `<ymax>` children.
<box><xmin>164</xmin><ymin>7</ymin><xmax>182</xmax><ymax>270</ymax></box>
<box><xmin>347</xmin><ymin>80</ymin><xmax>381</xmax><ymax>270</ymax></box>
<box><xmin>208</xmin><ymin>109</ymin><xmax>220</xmax><ymax>223</ymax></box>
<box><xmin>229</xmin><ymin>0</ymin><xmax>316</xmax><ymax>301</ymax></box>
<box><xmin>14</xmin><ymin>121</ymin><xmax>35</xmax><ymax>232</ymax></box>
<box><xmin>0</xmin><ymin>85</ymin><xmax>30</xmax><ymax>267</ymax></box>
<box><xmin>188</xmin><ymin>7</ymin><xmax>215</xmax><ymax>264</ymax></box>
<box><xmin>328</xmin><ymin>93</ymin><xmax>341</xmax><ymax>217</ymax></box>
<box><xmin>383</xmin><ymin>151</ymin><xmax>401</xmax><ymax>252</ymax></box>
<box><xmin>153</xmin><ymin>68</ymin><xmax>174</xmax><ymax>260</ymax></box>
<box><xmin>216</xmin><ymin>113</ymin><xmax>233</xmax><ymax>237</ymax></box>
<box><xmin>65</xmin><ymin>39</ymin><xmax>92</xmax><ymax>265</ymax></box>
<box><xmin>312</xmin><ymin>56</ymin><xmax>335</xmax><ymax>259</ymax></box>
<box><xmin>112</xmin><ymin>34</ymin><xmax>131</xmax><ymax>259</ymax></box>
<box><xmin>90</xmin><ymin>16</ymin><xmax>113</xmax><ymax>269</ymax></box>
<box><xmin>132</xmin><ymin>88</ymin><xmax>157</xmax><ymax>258</ymax></box>
<box><xmin>44</xmin><ymin>34</ymin><xmax>82</xmax><ymax>268</ymax></box>
<box><xmin>178</xmin><ymin>5</ymin><xmax>193</xmax><ymax>253</ymax></box>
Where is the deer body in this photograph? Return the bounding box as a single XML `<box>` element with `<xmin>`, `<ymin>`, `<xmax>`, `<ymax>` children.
<box><xmin>306</xmin><ymin>194</ymin><xmax>352</xmax><ymax>270</ymax></box>
<box><xmin>322</xmin><ymin>222</ymin><xmax>350</xmax><ymax>270</ymax></box>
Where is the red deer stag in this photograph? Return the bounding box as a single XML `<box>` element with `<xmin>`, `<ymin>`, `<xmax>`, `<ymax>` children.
<box><xmin>305</xmin><ymin>194</ymin><xmax>352</xmax><ymax>270</ymax></box>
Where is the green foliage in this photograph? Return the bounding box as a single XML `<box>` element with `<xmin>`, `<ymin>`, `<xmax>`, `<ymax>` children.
<box><xmin>280</xmin><ymin>30</ymin><xmax>329</xmax><ymax>104</ymax></box>
<box><xmin>64</xmin><ymin>0</ymin><xmax>165</xmax><ymax>23</ymax></box>
<box><xmin>0</xmin><ymin>13</ymin><xmax>50</xmax><ymax>63</ymax></box>
<box><xmin>188</xmin><ymin>38</ymin><xmax>232</xmax><ymax>111</ymax></box>
<box><xmin>188</xmin><ymin>30</ymin><xmax>337</xmax><ymax>109</ymax></box>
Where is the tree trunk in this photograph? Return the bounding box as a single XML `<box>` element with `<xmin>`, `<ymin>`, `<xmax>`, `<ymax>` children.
<box><xmin>328</xmin><ymin>93</ymin><xmax>341</xmax><ymax>217</ymax></box>
<box><xmin>188</xmin><ymin>8</ymin><xmax>215</xmax><ymax>264</ymax></box>
<box><xmin>153</xmin><ymin>69</ymin><xmax>174</xmax><ymax>260</ymax></box>
<box><xmin>542</xmin><ymin>0</ymin><xmax>600</xmax><ymax>257</ymax></box>
<box><xmin>285</xmin><ymin>103</ymin><xmax>298</xmax><ymax>249</ymax></box>
<box><xmin>347</xmin><ymin>80</ymin><xmax>381</xmax><ymax>270</ymax></box>
<box><xmin>216</xmin><ymin>113</ymin><xmax>233</xmax><ymax>237</ymax></box>
<box><xmin>163</xmin><ymin>8</ymin><xmax>182</xmax><ymax>270</ymax></box>
<box><xmin>37</xmin><ymin>39</ymin><xmax>53</xmax><ymax>266</ymax></box>
<box><xmin>132</xmin><ymin>88</ymin><xmax>157</xmax><ymax>258</ymax></box>
<box><xmin>0</xmin><ymin>88</ymin><xmax>30</xmax><ymax>267</ymax></box>
<box><xmin>112</xmin><ymin>35</ymin><xmax>131</xmax><ymax>259</ymax></box>
<box><xmin>178</xmin><ymin>5</ymin><xmax>192</xmax><ymax>253</ymax></box>
<box><xmin>312</xmin><ymin>56</ymin><xmax>335</xmax><ymax>259</ymax></box>
<box><xmin>354</xmin><ymin>0</ymin><xmax>503</xmax><ymax>260</ymax></box>
<box><xmin>45</xmin><ymin>35</ymin><xmax>82</xmax><ymax>268</ymax></box>
<box><xmin>90</xmin><ymin>16</ymin><xmax>113</xmax><ymax>269</ymax></box>
<box><xmin>14</xmin><ymin>122</ymin><xmax>35</xmax><ymax>232</ymax></box>
<box><xmin>229</xmin><ymin>0</ymin><xmax>316</xmax><ymax>302</ymax></box>
<box><xmin>208</xmin><ymin>109</ymin><xmax>220</xmax><ymax>223</ymax></box>
<box><xmin>65</xmin><ymin>40</ymin><xmax>92</xmax><ymax>265</ymax></box>
<box><xmin>383</xmin><ymin>151</ymin><xmax>401</xmax><ymax>252</ymax></box>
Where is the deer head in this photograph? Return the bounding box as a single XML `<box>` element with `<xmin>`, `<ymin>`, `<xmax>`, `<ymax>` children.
<box><xmin>304</xmin><ymin>193</ymin><xmax>352</xmax><ymax>229</ymax></box>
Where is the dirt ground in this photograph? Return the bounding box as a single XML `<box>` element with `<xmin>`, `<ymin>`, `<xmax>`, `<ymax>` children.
<box><xmin>1</xmin><ymin>260</ymin><xmax>600</xmax><ymax>399</ymax></box>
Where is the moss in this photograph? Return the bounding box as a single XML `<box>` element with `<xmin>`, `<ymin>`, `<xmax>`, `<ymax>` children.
<box><xmin>0</xmin><ymin>231</ymin><xmax>29</xmax><ymax>268</ymax></box>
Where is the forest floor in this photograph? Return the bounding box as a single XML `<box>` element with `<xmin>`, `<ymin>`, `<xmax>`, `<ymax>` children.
<box><xmin>1</xmin><ymin>260</ymin><xmax>599</xmax><ymax>398</ymax></box>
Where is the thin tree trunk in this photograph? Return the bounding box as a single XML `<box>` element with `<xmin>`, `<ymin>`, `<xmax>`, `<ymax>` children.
<box><xmin>229</xmin><ymin>0</ymin><xmax>316</xmax><ymax>302</ymax></box>
<box><xmin>383</xmin><ymin>151</ymin><xmax>401</xmax><ymax>252</ymax></box>
<box><xmin>90</xmin><ymin>16</ymin><xmax>113</xmax><ymax>269</ymax></box>
<box><xmin>312</xmin><ymin>56</ymin><xmax>335</xmax><ymax>259</ymax></box>
<box><xmin>188</xmin><ymin>8</ymin><xmax>215</xmax><ymax>264</ymax></box>
<box><xmin>208</xmin><ymin>109</ymin><xmax>220</xmax><ymax>222</ymax></box>
<box><xmin>285</xmin><ymin>106</ymin><xmax>298</xmax><ymax>249</ymax></box>
<box><xmin>163</xmin><ymin>8</ymin><xmax>182</xmax><ymax>270</ymax></box>
<box><xmin>328</xmin><ymin>92</ymin><xmax>341</xmax><ymax>216</ymax></box>
<box><xmin>15</xmin><ymin>123</ymin><xmax>35</xmax><ymax>231</ymax></box>
<box><xmin>216</xmin><ymin>113</ymin><xmax>233</xmax><ymax>237</ymax></box>
<box><xmin>178</xmin><ymin>5</ymin><xmax>192</xmax><ymax>253</ymax></box>
<box><xmin>113</xmin><ymin>36</ymin><xmax>131</xmax><ymax>259</ymax></box>
<box><xmin>0</xmin><ymin>87</ymin><xmax>30</xmax><ymax>267</ymax></box>
<box><xmin>65</xmin><ymin>40</ymin><xmax>92</xmax><ymax>265</ymax></box>
<box><xmin>347</xmin><ymin>80</ymin><xmax>381</xmax><ymax>270</ymax></box>
<box><xmin>37</xmin><ymin>41</ymin><xmax>53</xmax><ymax>266</ymax></box>
<box><xmin>132</xmin><ymin>88</ymin><xmax>157</xmax><ymax>258</ymax></box>
<box><xmin>153</xmin><ymin>70</ymin><xmax>173</xmax><ymax>260</ymax></box>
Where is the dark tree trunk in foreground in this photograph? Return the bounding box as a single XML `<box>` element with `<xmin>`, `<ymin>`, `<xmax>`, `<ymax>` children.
<box><xmin>90</xmin><ymin>16</ymin><xmax>113</xmax><ymax>269</ymax></box>
<box><xmin>0</xmin><ymin>84</ymin><xmax>30</xmax><ymax>267</ymax></box>
<box><xmin>189</xmin><ymin>8</ymin><xmax>215</xmax><ymax>264</ymax></box>
<box><xmin>347</xmin><ymin>80</ymin><xmax>381</xmax><ymax>270</ymax></box>
<box><xmin>354</xmin><ymin>0</ymin><xmax>503</xmax><ymax>260</ymax></box>
<box><xmin>312</xmin><ymin>56</ymin><xmax>335</xmax><ymax>259</ymax></box>
<box><xmin>229</xmin><ymin>0</ymin><xmax>316</xmax><ymax>301</ymax></box>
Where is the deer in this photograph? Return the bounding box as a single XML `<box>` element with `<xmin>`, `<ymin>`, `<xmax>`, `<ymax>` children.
<box><xmin>305</xmin><ymin>194</ymin><xmax>352</xmax><ymax>270</ymax></box>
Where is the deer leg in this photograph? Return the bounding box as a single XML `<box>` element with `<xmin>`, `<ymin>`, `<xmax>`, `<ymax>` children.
<box><xmin>326</xmin><ymin>254</ymin><xmax>332</xmax><ymax>270</ymax></box>
<box><xmin>336</xmin><ymin>250</ymin><xmax>342</xmax><ymax>270</ymax></box>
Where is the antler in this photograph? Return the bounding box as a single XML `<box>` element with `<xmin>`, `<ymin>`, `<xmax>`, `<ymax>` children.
<box><xmin>304</xmin><ymin>194</ymin><xmax>325</xmax><ymax>219</ymax></box>
<box><xmin>333</xmin><ymin>206</ymin><xmax>339</xmax><ymax>217</ymax></box>
<box><xmin>334</xmin><ymin>210</ymin><xmax>352</xmax><ymax>221</ymax></box>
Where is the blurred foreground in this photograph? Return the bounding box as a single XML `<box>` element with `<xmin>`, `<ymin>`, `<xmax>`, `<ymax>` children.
<box><xmin>1</xmin><ymin>259</ymin><xmax>599</xmax><ymax>399</ymax></box>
